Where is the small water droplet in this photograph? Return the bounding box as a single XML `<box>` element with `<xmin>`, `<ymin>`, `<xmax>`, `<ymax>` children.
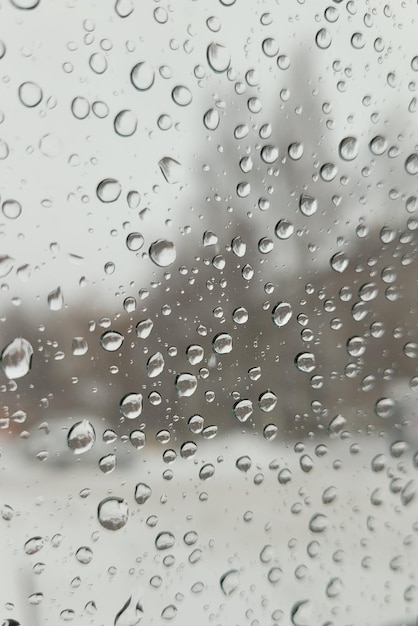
<box><xmin>330</xmin><ymin>251</ymin><xmax>349</xmax><ymax>273</ymax></box>
<box><xmin>114</xmin><ymin>110</ymin><xmax>137</xmax><ymax>137</ymax></box>
<box><xmin>299</xmin><ymin>194</ymin><xmax>318</xmax><ymax>217</ymax></box>
<box><xmin>115</xmin><ymin>0</ymin><xmax>134</xmax><ymax>18</ymax></box>
<box><xmin>261</xmin><ymin>145</ymin><xmax>279</xmax><ymax>163</ymax></box>
<box><xmin>405</xmin><ymin>154</ymin><xmax>418</xmax><ymax>175</ymax></box>
<box><xmin>147</xmin><ymin>351</ymin><xmax>165</xmax><ymax>378</ymax></box>
<box><xmin>220</xmin><ymin>569</ymin><xmax>240</xmax><ymax>595</ymax></box>
<box><xmin>48</xmin><ymin>286</ymin><xmax>64</xmax><ymax>311</ymax></box>
<box><xmin>272</xmin><ymin>302</ymin><xmax>292</xmax><ymax>327</ymax></box>
<box><xmin>369</xmin><ymin>135</ymin><xmax>387</xmax><ymax>155</ymax></box>
<box><xmin>315</xmin><ymin>28</ymin><xmax>332</xmax><ymax>49</ymax></box>
<box><xmin>203</xmin><ymin>108</ymin><xmax>220</xmax><ymax>130</ymax></box>
<box><xmin>18</xmin><ymin>81</ymin><xmax>42</xmax><ymax>107</ymax></box>
<box><xmin>338</xmin><ymin>136</ymin><xmax>358</xmax><ymax>161</ymax></box>
<box><xmin>374</xmin><ymin>397</ymin><xmax>395</xmax><ymax>419</ymax></box>
<box><xmin>288</xmin><ymin>142</ymin><xmax>304</xmax><ymax>160</ymax></box>
<box><xmin>258</xmin><ymin>390</ymin><xmax>278</xmax><ymax>412</ymax></box>
<box><xmin>175</xmin><ymin>373</ymin><xmax>197</xmax><ymax>397</ymax></box>
<box><xmin>67</xmin><ymin>420</ymin><xmax>96</xmax><ymax>454</ymax></box>
<box><xmin>100</xmin><ymin>330</ymin><xmax>124</xmax><ymax>352</ymax></box>
<box><xmin>1</xmin><ymin>337</ymin><xmax>33</xmax><ymax>379</ymax></box>
<box><xmin>233</xmin><ymin>399</ymin><xmax>253</xmax><ymax>422</ymax></box>
<box><xmin>295</xmin><ymin>352</ymin><xmax>316</xmax><ymax>373</ymax></box>
<box><xmin>275</xmin><ymin>219</ymin><xmax>294</xmax><ymax>239</ymax></box>
<box><xmin>99</xmin><ymin>453</ymin><xmax>117</xmax><ymax>474</ymax></box>
<box><xmin>131</xmin><ymin>62</ymin><xmax>155</xmax><ymax>90</ymax></box>
<box><xmin>126</xmin><ymin>232</ymin><xmax>144</xmax><ymax>252</ymax></box>
<box><xmin>155</xmin><ymin>531</ymin><xmax>175</xmax><ymax>550</ymax></box>
<box><xmin>24</xmin><ymin>536</ymin><xmax>44</xmax><ymax>555</ymax></box>
<box><xmin>320</xmin><ymin>162</ymin><xmax>337</xmax><ymax>182</ymax></box>
<box><xmin>71</xmin><ymin>96</ymin><xmax>90</xmax><ymax>119</ymax></box>
<box><xmin>136</xmin><ymin>318</ymin><xmax>153</xmax><ymax>339</ymax></box>
<box><xmin>309</xmin><ymin>513</ymin><xmax>328</xmax><ymax>532</ymax></box>
<box><xmin>97</xmin><ymin>178</ymin><xmax>122</xmax><ymax>203</ymax></box>
<box><xmin>134</xmin><ymin>483</ymin><xmax>152</xmax><ymax>504</ymax></box>
<box><xmin>207</xmin><ymin>42</ymin><xmax>230</xmax><ymax>73</ymax></box>
<box><xmin>172</xmin><ymin>85</ymin><xmax>192</xmax><ymax>106</ymax></box>
<box><xmin>2</xmin><ymin>200</ymin><xmax>22</xmax><ymax>219</ymax></box>
<box><xmin>212</xmin><ymin>332</ymin><xmax>233</xmax><ymax>354</ymax></box>
<box><xmin>98</xmin><ymin>497</ymin><xmax>129</xmax><ymax>530</ymax></box>
<box><xmin>75</xmin><ymin>546</ymin><xmax>93</xmax><ymax>564</ymax></box>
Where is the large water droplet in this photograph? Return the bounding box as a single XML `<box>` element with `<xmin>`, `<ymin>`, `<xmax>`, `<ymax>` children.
<box><xmin>288</xmin><ymin>142</ymin><xmax>304</xmax><ymax>160</ymax></box>
<box><xmin>275</xmin><ymin>219</ymin><xmax>294</xmax><ymax>239</ymax></box>
<box><xmin>149</xmin><ymin>239</ymin><xmax>176</xmax><ymax>267</ymax></box>
<box><xmin>369</xmin><ymin>135</ymin><xmax>387</xmax><ymax>155</ymax></box>
<box><xmin>134</xmin><ymin>483</ymin><xmax>152</xmax><ymax>504</ymax></box>
<box><xmin>18</xmin><ymin>81</ymin><xmax>42</xmax><ymax>107</ymax></box>
<box><xmin>207</xmin><ymin>42</ymin><xmax>231</xmax><ymax>72</ymax></box>
<box><xmin>155</xmin><ymin>531</ymin><xmax>175</xmax><ymax>550</ymax></box>
<box><xmin>291</xmin><ymin>600</ymin><xmax>312</xmax><ymax>626</ymax></box>
<box><xmin>172</xmin><ymin>85</ymin><xmax>192</xmax><ymax>106</ymax></box>
<box><xmin>258</xmin><ymin>390</ymin><xmax>278</xmax><ymax>412</ymax></box>
<box><xmin>309</xmin><ymin>513</ymin><xmax>328</xmax><ymax>532</ymax></box>
<box><xmin>272</xmin><ymin>301</ymin><xmax>292</xmax><ymax>327</ymax></box>
<box><xmin>114</xmin><ymin>110</ymin><xmax>137</xmax><ymax>137</ymax></box>
<box><xmin>114</xmin><ymin>596</ymin><xmax>144</xmax><ymax>626</ymax></box>
<box><xmin>1</xmin><ymin>338</ymin><xmax>33</xmax><ymax>379</ymax></box>
<box><xmin>97</xmin><ymin>178</ymin><xmax>122</xmax><ymax>203</ymax></box>
<box><xmin>136</xmin><ymin>318</ymin><xmax>153</xmax><ymax>339</ymax></box>
<box><xmin>147</xmin><ymin>352</ymin><xmax>165</xmax><ymax>378</ymax></box>
<box><xmin>203</xmin><ymin>108</ymin><xmax>220</xmax><ymax>130</ymax></box>
<box><xmin>98</xmin><ymin>497</ymin><xmax>129</xmax><ymax>530</ymax></box>
<box><xmin>175</xmin><ymin>373</ymin><xmax>197</xmax><ymax>397</ymax></box>
<box><xmin>315</xmin><ymin>28</ymin><xmax>332</xmax><ymax>49</ymax></box>
<box><xmin>158</xmin><ymin>157</ymin><xmax>184</xmax><ymax>183</ymax></box>
<box><xmin>99</xmin><ymin>453</ymin><xmax>117</xmax><ymax>474</ymax></box>
<box><xmin>131</xmin><ymin>62</ymin><xmax>155</xmax><ymax>90</ymax></box>
<box><xmin>120</xmin><ymin>393</ymin><xmax>143</xmax><ymax>419</ymax></box>
<box><xmin>71</xmin><ymin>96</ymin><xmax>90</xmax><ymax>120</ymax></box>
<box><xmin>233</xmin><ymin>399</ymin><xmax>253</xmax><ymax>422</ymax></box>
<box><xmin>2</xmin><ymin>199</ymin><xmax>22</xmax><ymax>219</ymax></box>
<box><xmin>299</xmin><ymin>194</ymin><xmax>318</xmax><ymax>217</ymax></box>
<box><xmin>338</xmin><ymin>136</ymin><xmax>358</xmax><ymax>161</ymax></box>
<box><xmin>100</xmin><ymin>331</ymin><xmax>124</xmax><ymax>352</ymax></box>
<box><xmin>261</xmin><ymin>145</ymin><xmax>279</xmax><ymax>164</ymax></box>
<box><xmin>67</xmin><ymin>420</ymin><xmax>96</xmax><ymax>454</ymax></box>
<box><xmin>212</xmin><ymin>332</ymin><xmax>233</xmax><ymax>354</ymax></box>
<box><xmin>330</xmin><ymin>251</ymin><xmax>349</xmax><ymax>273</ymax></box>
<box><xmin>220</xmin><ymin>569</ymin><xmax>240</xmax><ymax>595</ymax></box>
<box><xmin>405</xmin><ymin>153</ymin><xmax>418</xmax><ymax>175</ymax></box>
<box><xmin>295</xmin><ymin>352</ymin><xmax>316</xmax><ymax>373</ymax></box>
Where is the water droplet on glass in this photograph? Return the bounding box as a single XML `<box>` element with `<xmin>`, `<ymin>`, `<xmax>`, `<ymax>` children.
<box><xmin>0</xmin><ymin>255</ymin><xmax>14</xmax><ymax>277</ymax></box>
<box><xmin>147</xmin><ymin>351</ymin><xmax>165</xmax><ymax>378</ymax></box>
<box><xmin>67</xmin><ymin>420</ymin><xmax>96</xmax><ymax>454</ymax></box>
<box><xmin>288</xmin><ymin>142</ymin><xmax>304</xmax><ymax>160</ymax></box>
<box><xmin>261</xmin><ymin>145</ymin><xmax>279</xmax><ymax>163</ymax></box>
<box><xmin>369</xmin><ymin>135</ymin><xmax>387</xmax><ymax>155</ymax></box>
<box><xmin>330</xmin><ymin>251</ymin><xmax>349</xmax><ymax>273</ymax></box>
<box><xmin>89</xmin><ymin>52</ymin><xmax>107</xmax><ymax>74</ymax></box>
<box><xmin>161</xmin><ymin>605</ymin><xmax>177</xmax><ymax>620</ymax></box>
<box><xmin>100</xmin><ymin>331</ymin><xmax>124</xmax><ymax>352</ymax></box>
<box><xmin>309</xmin><ymin>513</ymin><xmax>328</xmax><ymax>532</ymax></box>
<box><xmin>120</xmin><ymin>393</ymin><xmax>143</xmax><ymax>419</ymax></box>
<box><xmin>99</xmin><ymin>453</ymin><xmax>117</xmax><ymax>474</ymax></box>
<box><xmin>24</xmin><ymin>536</ymin><xmax>44</xmax><ymax>555</ymax></box>
<box><xmin>295</xmin><ymin>352</ymin><xmax>316</xmax><ymax>373</ymax></box>
<box><xmin>262</xmin><ymin>37</ymin><xmax>279</xmax><ymax>57</ymax></box>
<box><xmin>115</xmin><ymin>0</ymin><xmax>134</xmax><ymax>18</ymax></box>
<box><xmin>149</xmin><ymin>239</ymin><xmax>176</xmax><ymax>267</ymax></box>
<box><xmin>212</xmin><ymin>332</ymin><xmax>233</xmax><ymax>354</ymax></box>
<box><xmin>338</xmin><ymin>136</ymin><xmax>358</xmax><ymax>161</ymax></box>
<box><xmin>172</xmin><ymin>85</ymin><xmax>192</xmax><ymax>106</ymax></box>
<box><xmin>134</xmin><ymin>483</ymin><xmax>151</xmax><ymax>504</ymax></box>
<box><xmin>315</xmin><ymin>28</ymin><xmax>332</xmax><ymax>49</ymax></box>
<box><xmin>131</xmin><ymin>62</ymin><xmax>155</xmax><ymax>90</ymax></box>
<box><xmin>186</xmin><ymin>344</ymin><xmax>204</xmax><ymax>365</ymax></box>
<box><xmin>328</xmin><ymin>414</ymin><xmax>346</xmax><ymax>433</ymax></box>
<box><xmin>71</xmin><ymin>97</ymin><xmax>90</xmax><ymax>119</ymax></box>
<box><xmin>275</xmin><ymin>219</ymin><xmax>294</xmax><ymax>240</ymax></box>
<box><xmin>18</xmin><ymin>81</ymin><xmax>42</xmax><ymax>107</ymax></box>
<box><xmin>207</xmin><ymin>42</ymin><xmax>231</xmax><ymax>72</ymax></box>
<box><xmin>203</xmin><ymin>108</ymin><xmax>220</xmax><ymax>130</ymax></box>
<box><xmin>158</xmin><ymin>157</ymin><xmax>184</xmax><ymax>183</ymax></box>
<box><xmin>136</xmin><ymin>318</ymin><xmax>153</xmax><ymax>339</ymax></box>
<box><xmin>258</xmin><ymin>390</ymin><xmax>278</xmax><ymax>412</ymax></box>
<box><xmin>299</xmin><ymin>194</ymin><xmax>318</xmax><ymax>217</ymax></box>
<box><xmin>97</xmin><ymin>178</ymin><xmax>122</xmax><ymax>203</ymax></box>
<box><xmin>374</xmin><ymin>397</ymin><xmax>395</xmax><ymax>419</ymax></box>
<box><xmin>272</xmin><ymin>301</ymin><xmax>292</xmax><ymax>327</ymax></box>
<box><xmin>199</xmin><ymin>463</ymin><xmax>215</xmax><ymax>479</ymax></box>
<box><xmin>326</xmin><ymin>577</ymin><xmax>343</xmax><ymax>598</ymax></box>
<box><xmin>126</xmin><ymin>232</ymin><xmax>144</xmax><ymax>252</ymax></box>
<box><xmin>114</xmin><ymin>596</ymin><xmax>144</xmax><ymax>626</ymax></box>
<box><xmin>75</xmin><ymin>546</ymin><xmax>93</xmax><ymax>564</ymax></box>
<box><xmin>175</xmin><ymin>373</ymin><xmax>197</xmax><ymax>397</ymax></box>
<box><xmin>405</xmin><ymin>154</ymin><xmax>418</xmax><ymax>175</ymax></box>
<box><xmin>220</xmin><ymin>569</ymin><xmax>239</xmax><ymax>595</ymax></box>
<box><xmin>155</xmin><ymin>531</ymin><xmax>175</xmax><ymax>550</ymax></box>
<box><xmin>320</xmin><ymin>162</ymin><xmax>337</xmax><ymax>182</ymax></box>
<box><xmin>2</xmin><ymin>200</ymin><xmax>22</xmax><ymax>219</ymax></box>
<box><xmin>48</xmin><ymin>286</ymin><xmax>64</xmax><ymax>311</ymax></box>
<box><xmin>114</xmin><ymin>110</ymin><xmax>137</xmax><ymax>137</ymax></box>
<box><xmin>233</xmin><ymin>399</ymin><xmax>253</xmax><ymax>422</ymax></box>
<box><xmin>98</xmin><ymin>496</ymin><xmax>129</xmax><ymax>530</ymax></box>
<box><xmin>130</xmin><ymin>430</ymin><xmax>146</xmax><ymax>449</ymax></box>
<box><xmin>1</xmin><ymin>338</ymin><xmax>33</xmax><ymax>379</ymax></box>
<box><xmin>0</xmin><ymin>138</ymin><xmax>9</xmax><ymax>160</ymax></box>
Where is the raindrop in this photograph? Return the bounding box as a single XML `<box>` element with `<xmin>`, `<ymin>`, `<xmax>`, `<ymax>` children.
<box><xmin>258</xmin><ymin>390</ymin><xmax>278</xmax><ymax>412</ymax></box>
<box><xmin>98</xmin><ymin>497</ymin><xmax>129</xmax><ymax>530</ymax></box>
<box><xmin>272</xmin><ymin>302</ymin><xmax>292</xmax><ymax>327</ymax></box>
<box><xmin>339</xmin><ymin>136</ymin><xmax>358</xmax><ymax>161</ymax></box>
<box><xmin>120</xmin><ymin>393</ymin><xmax>143</xmax><ymax>419</ymax></box>
<box><xmin>233</xmin><ymin>399</ymin><xmax>253</xmax><ymax>422</ymax></box>
<box><xmin>114</xmin><ymin>596</ymin><xmax>144</xmax><ymax>626</ymax></box>
<box><xmin>131</xmin><ymin>62</ymin><xmax>155</xmax><ymax>91</ymax></box>
<box><xmin>126</xmin><ymin>232</ymin><xmax>144</xmax><ymax>251</ymax></box>
<box><xmin>155</xmin><ymin>531</ymin><xmax>175</xmax><ymax>550</ymax></box>
<box><xmin>309</xmin><ymin>514</ymin><xmax>328</xmax><ymax>532</ymax></box>
<box><xmin>18</xmin><ymin>81</ymin><xmax>42</xmax><ymax>107</ymax></box>
<box><xmin>1</xmin><ymin>338</ymin><xmax>33</xmax><ymax>379</ymax></box>
<box><xmin>330</xmin><ymin>251</ymin><xmax>349</xmax><ymax>273</ymax></box>
<box><xmin>99</xmin><ymin>453</ymin><xmax>116</xmax><ymax>474</ymax></box>
<box><xmin>97</xmin><ymin>178</ymin><xmax>122</xmax><ymax>203</ymax></box>
<box><xmin>0</xmin><ymin>255</ymin><xmax>14</xmax><ymax>277</ymax></box>
<box><xmin>326</xmin><ymin>577</ymin><xmax>343</xmax><ymax>598</ymax></box>
<box><xmin>0</xmin><ymin>139</ymin><xmax>9</xmax><ymax>160</ymax></box>
<box><xmin>130</xmin><ymin>430</ymin><xmax>146</xmax><ymax>449</ymax></box>
<box><xmin>100</xmin><ymin>331</ymin><xmax>124</xmax><ymax>352</ymax></box>
<box><xmin>203</xmin><ymin>108</ymin><xmax>220</xmax><ymax>130</ymax></box>
<box><xmin>262</xmin><ymin>37</ymin><xmax>279</xmax><ymax>57</ymax></box>
<box><xmin>261</xmin><ymin>145</ymin><xmax>279</xmax><ymax>163</ymax></box>
<box><xmin>288</xmin><ymin>142</ymin><xmax>304</xmax><ymax>160</ymax></box>
<box><xmin>67</xmin><ymin>420</ymin><xmax>96</xmax><ymax>454</ymax></box>
<box><xmin>232</xmin><ymin>307</ymin><xmax>248</xmax><ymax>323</ymax></box>
<box><xmin>299</xmin><ymin>194</ymin><xmax>318</xmax><ymax>217</ymax></box>
<box><xmin>24</xmin><ymin>536</ymin><xmax>44</xmax><ymax>555</ymax></box>
<box><xmin>328</xmin><ymin>414</ymin><xmax>346</xmax><ymax>433</ymax></box>
<box><xmin>48</xmin><ymin>286</ymin><xmax>64</xmax><ymax>311</ymax></box>
<box><xmin>136</xmin><ymin>319</ymin><xmax>153</xmax><ymax>339</ymax></box>
<box><xmin>158</xmin><ymin>157</ymin><xmax>184</xmax><ymax>183</ymax></box>
<box><xmin>147</xmin><ymin>352</ymin><xmax>165</xmax><ymax>378</ymax></box>
<box><xmin>172</xmin><ymin>85</ymin><xmax>192</xmax><ymax>106</ymax></box>
<box><xmin>220</xmin><ymin>569</ymin><xmax>240</xmax><ymax>595</ymax></box>
<box><xmin>186</xmin><ymin>344</ymin><xmax>204</xmax><ymax>365</ymax></box>
<box><xmin>295</xmin><ymin>352</ymin><xmax>316</xmax><ymax>373</ymax></box>
<box><xmin>75</xmin><ymin>546</ymin><xmax>93</xmax><ymax>564</ymax></box>
<box><xmin>231</xmin><ymin>235</ymin><xmax>246</xmax><ymax>257</ymax></box>
<box><xmin>320</xmin><ymin>162</ymin><xmax>337</xmax><ymax>181</ymax></box>
<box><xmin>115</xmin><ymin>0</ymin><xmax>134</xmax><ymax>18</ymax></box>
<box><xmin>207</xmin><ymin>42</ymin><xmax>231</xmax><ymax>72</ymax></box>
<box><xmin>149</xmin><ymin>239</ymin><xmax>176</xmax><ymax>267</ymax></box>
<box><xmin>275</xmin><ymin>219</ymin><xmax>294</xmax><ymax>239</ymax></box>
<box><xmin>175</xmin><ymin>373</ymin><xmax>197</xmax><ymax>397</ymax></box>
<box><xmin>134</xmin><ymin>483</ymin><xmax>152</xmax><ymax>504</ymax></box>
<box><xmin>89</xmin><ymin>53</ymin><xmax>107</xmax><ymax>74</ymax></box>
<box><xmin>114</xmin><ymin>110</ymin><xmax>137</xmax><ymax>137</ymax></box>
<box><xmin>199</xmin><ymin>463</ymin><xmax>215</xmax><ymax>479</ymax></box>
<box><xmin>161</xmin><ymin>605</ymin><xmax>177</xmax><ymax>620</ymax></box>
<box><xmin>374</xmin><ymin>397</ymin><xmax>395</xmax><ymax>419</ymax></box>
<box><xmin>369</xmin><ymin>135</ymin><xmax>387</xmax><ymax>155</ymax></box>
<box><xmin>2</xmin><ymin>200</ymin><xmax>22</xmax><ymax>220</ymax></box>
<box><xmin>316</xmin><ymin>28</ymin><xmax>332</xmax><ymax>49</ymax></box>
<box><xmin>212</xmin><ymin>332</ymin><xmax>233</xmax><ymax>354</ymax></box>
<box><xmin>405</xmin><ymin>154</ymin><xmax>418</xmax><ymax>175</ymax></box>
